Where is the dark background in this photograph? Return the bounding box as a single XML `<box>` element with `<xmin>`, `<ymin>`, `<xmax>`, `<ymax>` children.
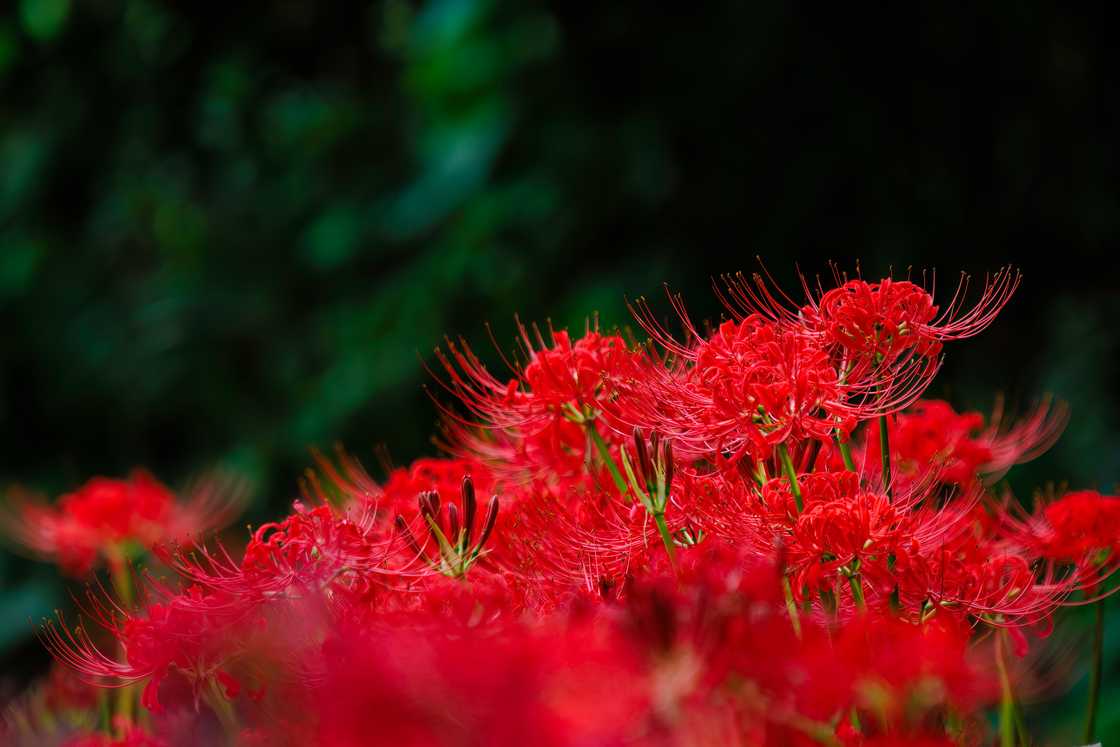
<box><xmin>1</xmin><ymin>1</ymin><xmax>1117</xmax><ymax>739</ymax></box>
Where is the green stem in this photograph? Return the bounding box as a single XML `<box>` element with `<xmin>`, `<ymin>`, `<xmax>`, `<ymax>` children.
<box><xmin>652</xmin><ymin>511</ymin><xmax>677</xmax><ymax>568</ymax></box>
<box><xmin>205</xmin><ymin>678</ymin><xmax>240</xmax><ymax>744</ymax></box>
<box><xmin>114</xmin><ymin>685</ymin><xmax>135</xmax><ymax>734</ymax></box>
<box><xmin>777</xmin><ymin>443</ymin><xmax>803</xmax><ymax>513</ymax></box>
<box><xmin>785</xmin><ymin>714</ymin><xmax>842</xmax><ymax>746</ymax></box>
<box><xmin>107</xmin><ymin>549</ymin><xmax>133</xmax><ymax>608</ymax></box>
<box><xmin>754</xmin><ymin>459</ymin><xmax>768</xmax><ymax>485</ymax></box>
<box><xmin>995</xmin><ymin>630</ymin><xmax>1015</xmax><ymax>747</ymax></box>
<box><xmin>107</xmin><ymin>550</ymin><xmax>135</xmax><ymax>731</ymax></box>
<box><xmin>834</xmin><ymin>432</ymin><xmax>856</xmax><ymax>472</ymax></box>
<box><xmin>782</xmin><ymin>575</ymin><xmax>802</xmax><ymax>639</ymax></box>
<box><xmin>847</xmin><ymin>573</ymin><xmax>866</xmax><ymax>611</ymax></box>
<box><xmin>587</xmin><ymin>422</ymin><xmax>630</xmax><ymax>499</ymax></box>
<box><xmin>97</xmin><ymin>689</ymin><xmax>111</xmax><ymax>734</ymax></box>
<box><xmin>1085</xmin><ymin>600</ymin><xmax>1105</xmax><ymax>744</ymax></box>
<box><xmin>878</xmin><ymin>415</ymin><xmax>892</xmax><ymax>499</ymax></box>
<box><xmin>1012</xmin><ymin>700</ymin><xmax>1029</xmax><ymax>747</ymax></box>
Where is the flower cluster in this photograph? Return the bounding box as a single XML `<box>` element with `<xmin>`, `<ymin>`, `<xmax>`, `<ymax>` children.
<box><xmin>3</xmin><ymin>265</ymin><xmax>1116</xmax><ymax>747</ymax></box>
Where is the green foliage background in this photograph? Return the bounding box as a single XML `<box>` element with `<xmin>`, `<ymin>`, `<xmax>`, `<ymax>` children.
<box><xmin>1</xmin><ymin>1</ymin><xmax>1117</xmax><ymax>740</ymax></box>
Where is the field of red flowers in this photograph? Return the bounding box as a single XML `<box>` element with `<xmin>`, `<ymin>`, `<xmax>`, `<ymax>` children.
<box><xmin>2</xmin><ymin>267</ymin><xmax>1115</xmax><ymax>746</ymax></box>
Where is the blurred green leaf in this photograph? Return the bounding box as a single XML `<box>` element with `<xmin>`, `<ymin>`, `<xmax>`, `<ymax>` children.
<box><xmin>19</xmin><ymin>0</ymin><xmax>70</xmax><ymax>41</ymax></box>
<box><xmin>0</xmin><ymin>23</ymin><xmax>19</xmax><ymax>76</ymax></box>
<box><xmin>0</xmin><ymin>234</ymin><xmax>42</xmax><ymax>298</ymax></box>
<box><xmin>302</xmin><ymin>204</ymin><xmax>364</xmax><ymax>270</ymax></box>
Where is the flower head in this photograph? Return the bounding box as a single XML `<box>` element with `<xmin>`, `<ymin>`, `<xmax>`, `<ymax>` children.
<box><xmin>3</xmin><ymin>470</ymin><xmax>245</xmax><ymax>576</ymax></box>
<box><xmin>432</xmin><ymin>321</ymin><xmax>646</xmax><ymax>480</ymax></box>
<box><xmin>840</xmin><ymin>398</ymin><xmax>1067</xmax><ymax>490</ymax></box>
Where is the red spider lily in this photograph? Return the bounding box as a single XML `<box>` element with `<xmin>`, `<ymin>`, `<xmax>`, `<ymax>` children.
<box><xmin>296</xmin><ymin>618</ymin><xmax>652</xmax><ymax>747</ymax></box>
<box><xmin>494</xmin><ymin>483</ymin><xmax>670</xmax><ymax>607</ymax></box>
<box><xmin>27</xmin><ymin>266</ymin><xmax>1098</xmax><ymax>747</ymax></box>
<box><xmin>621</xmin><ymin>311</ymin><xmax>856</xmax><ymax>462</ymax></box>
<box><xmin>800</xmin><ymin>613</ymin><xmax>991</xmax><ymax>743</ymax></box>
<box><xmin>1023</xmin><ymin>490</ymin><xmax>1120</xmax><ymax>563</ymax></box>
<box><xmin>239</xmin><ymin>502</ymin><xmax>399</xmax><ymax>593</ymax></box>
<box><xmin>377</xmin><ymin>456</ymin><xmax>496</xmax><ymax>517</ymax></box>
<box><xmin>39</xmin><ymin>574</ymin><xmax>265</xmax><ymax>713</ymax></box>
<box><xmin>889</xmin><ymin>504</ymin><xmax>1078</xmax><ymax>630</ymax></box>
<box><xmin>690</xmin><ymin>317</ymin><xmax>852</xmax><ymax>455</ymax></box>
<box><xmin>712</xmin><ymin>266</ymin><xmax>1019</xmax><ymax>423</ymax></box>
<box><xmin>681</xmin><ymin>463</ymin><xmax>1074</xmax><ymax>629</ymax></box>
<box><xmin>38</xmin><ymin>460</ymin><xmax>490</xmax><ymax>723</ymax></box>
<box><xmin>717</xmin><ymin>265</ymin><xmax>1020</xmax><ymax>354</ymax></box>
<box><xmin>430</xmin><ymin>321</ymin><xmax>647</xmax><ymax>480</ymax></box>
<box><xmin>787</xmin><ymin>486</ymin><xmax>913</xmax><ymax>602</ymax></box>
<box><xmin>624</xmin><ymin>294</ymin><xmax>945</xmax><ymax>464</ymax></box>
<box><xmin>837</xmin><ymin>398</ymin><xmax>1067</xmax><ymax>490</ymax></box>
<box><xmin>2</xmin><ymin>470</ymin><xmax>245</xmax><ymax>576</ymax></box>
<box><xmin>998</xmin><ymin>489</ymin><xmax>1120</xmax><ymax>599</ymax></box>
<box><xmin>861</xmin><ymin>402</ymin><xmax>992</xmax><ymax>488</ymax></box>
<box><xmin>685</xmin><ymin>469</ymin><xmax>949</xmax><ymax>612</ymax></box>
<box><xmin>39</xmin><ymin>499</ymin><xmax>404</xmax><ymax>715</ymax></box>
<box><xmin>164</xmin><ymin>502</ymin><xmax>401</xmax><ymax>604</ymax></box>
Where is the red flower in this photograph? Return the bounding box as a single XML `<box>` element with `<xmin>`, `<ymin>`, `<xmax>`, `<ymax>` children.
<box><xmin>719</xmin><ymin>265</ymin><xmax>1020</xmax><ymax>356</ymax></box>
<box><xmin>623</xmin><ymin>265</ymin><xmax>1020</xmax><ymax>463</ymax></box>
<box><xmin>622</xmin><ymin>312</ymin><xmax>855</xmax><ymax>461</ymax></box>
<box><xmin>1000</xmin><ymin>490</ymin><xmax>1120</xmax><ymax>598</ymax></box>
<box><xmin>693</xmin><ymin>317</ymin><xmax>851</xmax><ymax>455</ymax></box>
<box><xmin>874</xmin><ymin>401</ymin><xmax>993</xmax><ymax>486</ymax></box>
<box><xmin>29</xmin><ymin>264</ymin><xmax>1082</xmax><ymax>747</ymax></box>
<box><xmin>799</xmin><ymin>613</ymin><xmax>991</xmax><ymax>733</ymax></box>
<box><xmin>40</xmin><ymin>577</ymin><xmax>262</xmax><ymax>713</ymax></box>
<box><xmin>303</xmin><ymin>619</ymin><xmax>650</xmax><ymax>747</ymax></box>
<box><xmin>1036</xmin><ymin>490</ymin><xmax>1120</xmax><ymax>561</ymax></box>
<box><xmin>432</xmin><ymin>323</ymin><xmax>646</xmax><ymax>480</ymax></box>
<box><xmin>2</xmin><ymin>470</ymin><xmax>245</xmax><ymax>576</ymax></box>
<box><xmin>379</xmin><ymin>457</ymin><xmax>496</xmax><ymax>518</ymax></box>
<box><xmin>807</xmin><ymin>278</ymin><xmax>945</xmax><ymax>359</ymax></box>
<box><xmin>494</xmin><ymin>482</ymin><xmax>669</xmax><ymax>606</ymax></box>
<box><xmin>891</xmin><ymin>503</ymin><xmax>1077</xmax><ymax>629</ymax></box>
<box><xmin>713</xmin><ymin>266</ymin><xmax>1019</xmax><ymax>423</ymax></box>
<box><xmin>840</xmin><ymin>399</ymin><xmax>1067</xmax><ymax>489</ymax></box>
